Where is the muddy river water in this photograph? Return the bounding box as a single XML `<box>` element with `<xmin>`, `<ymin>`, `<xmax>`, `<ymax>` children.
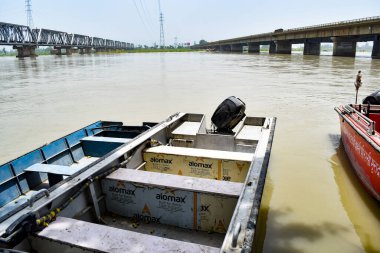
<box><xmin>0</xmin><ymin>52</ymin><xmax>379</xmax><ymax>253</ymax></box>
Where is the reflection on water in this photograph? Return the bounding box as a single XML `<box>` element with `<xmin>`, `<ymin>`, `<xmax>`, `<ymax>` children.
<box><xmin>329</xmin><ymin>136</ymin><xmax>380</xmax><ymax>253</ymax></box>
<box><xmin>0</xmin><ymin>52</ymin><xmax>380</xmax><ymax>253</ymax></box>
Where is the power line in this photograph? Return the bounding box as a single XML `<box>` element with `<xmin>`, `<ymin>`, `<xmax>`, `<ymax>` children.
<box><xmin>132</xmin><ymin>0</ymin><xmax>154</xmax><ymax>41</ymax></box>
<box><xmin>139</xmin><ymin>0</ymin><xmax>155</xmax><ymax>30</ymax></box>
<box><xmin>25</xmin><ymin>0</ymin><xmax>34</xmax><ymax>28</ymax></box>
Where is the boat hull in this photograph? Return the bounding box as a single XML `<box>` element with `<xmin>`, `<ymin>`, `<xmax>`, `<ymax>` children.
<box><xmin>337</xmin><ymin>108</ymin><xmax>380</xmax><ymax>201</ymax></box>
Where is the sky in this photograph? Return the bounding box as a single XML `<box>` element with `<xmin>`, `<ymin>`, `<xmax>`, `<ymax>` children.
<box><xmin>1</xmin><ymin>0</ymin><xmax>380</xmax><ymax>46</ymax></box>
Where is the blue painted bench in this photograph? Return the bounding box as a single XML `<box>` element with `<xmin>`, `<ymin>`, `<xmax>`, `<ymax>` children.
<box><xmin>81</xmin><ymin>136</ymin><xmax>132</xmax><ymax>157</ymax></box>
<box><xmin>25</xmin><ymin>164</ymin><xmax>81</xmax><ymax>187</ymax></box>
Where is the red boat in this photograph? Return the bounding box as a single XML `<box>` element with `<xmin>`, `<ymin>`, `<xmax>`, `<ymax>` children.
<box><xmin>335</xmin><ymin>104</ymin><xmax>380</xmax><ymax>201</ymax></box>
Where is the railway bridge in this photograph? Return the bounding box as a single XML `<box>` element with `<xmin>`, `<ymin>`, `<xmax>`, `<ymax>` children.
<box><xmin>194</xmin><ymin>16</ymin><xmax>380</xmax><ymax>59</ymax></box>
<box><xmin>0</xmin><ymin>22</ymin><xmax>134</xmax><ymax>57</ymax></box>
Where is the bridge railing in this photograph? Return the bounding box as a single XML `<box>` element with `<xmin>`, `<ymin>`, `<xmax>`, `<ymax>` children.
<box><xmin>196</xmin><ymin>15</ymin><xmax>380</xmax><ymax>47</ymax></box>
<box><xmin>286</xmin><ymin>15</ymin><xmax>380</xmax><ymax>32</ymax></box>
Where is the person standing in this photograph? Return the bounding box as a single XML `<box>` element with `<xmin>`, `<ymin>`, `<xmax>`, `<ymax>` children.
<box><xmin>355</xmin><ymin>70</ymin><xmax>362</xmax><ymax>104</ymax></box>
<box><xmin>355</xmin><ymin>70</ymin><xmax>362</xmax><ymax>90</ymax></box>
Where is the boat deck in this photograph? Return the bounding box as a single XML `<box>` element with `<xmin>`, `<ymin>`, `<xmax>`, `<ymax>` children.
<box><xmin>102</xmin><ymin>214</ymin><xmax>225</xmax><ymax>248</ymax></box>
<box><xmin>33</xmin><ymin>217</ymin><xmax>220</xmax><ymax>253</ymax></box>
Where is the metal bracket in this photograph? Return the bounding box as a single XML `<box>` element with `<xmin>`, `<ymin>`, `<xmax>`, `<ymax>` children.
<box><xmin>88</xmin><ymin>180</ymin><xmax>102</xmax><ymax>222</ymax></box>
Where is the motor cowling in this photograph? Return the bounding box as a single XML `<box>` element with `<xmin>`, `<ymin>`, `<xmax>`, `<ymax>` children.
<box><xmin>363</xmin><ymin>90</ymin><xmax>380</xmax><ymax>105</ymax></box>
<box><xmin>211</xmin><ymin>96</ymin><xmax>246</xmax><ymax>133</ymax></box>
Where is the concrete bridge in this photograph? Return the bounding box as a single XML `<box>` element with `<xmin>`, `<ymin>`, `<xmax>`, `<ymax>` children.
<box><xmin>194</xmin><ymin>16</ymin><xmax>380</xmax><ymax>59</ymax></box>
<box><xmin>0</xmin><ymin>22</ymin><xmax>134</xmax><ymax>57</ymax></box>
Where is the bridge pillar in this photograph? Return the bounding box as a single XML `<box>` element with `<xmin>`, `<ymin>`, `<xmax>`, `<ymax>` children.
<box><xmin>274</xmin><ymin>40</ymin><xmax>292</xmax><ymax>54</ymax></box>
<box><xmin>231</xmin><ymin>44</ymin><xmax>243</xmax><ymax>52</ymax></box>
<box><xmin>303</xmin><ymin>41</ymin><xmax>320</xmax><ymax>55</ymax></box>
<box><xmin>332</xmin><ymin>37</ymin><xmax>356</xmax><ymax>57</ymax></box>
<box><xmin>79</xmin><ymin>48</ymin><xmax>92</xmax><ymax>54</ymax></box>
<box><xmin>269</xmin><ymin>42</ymin><xmax>276</xmax><ymax>54</ymax></box>
<box><xmin>95</xmin><ymin>48</ymin><xmax>106</xmax><ymax>53</ymax></box>
<box><xmin>372</xmin><ymin>37</ymin><xmax>380</xmax><ymax>59</ymax></box>
<box><xmin>13</xmin><ymin>45</ymin><xmax>37</xmax><ymax>58</ymax></box>
<box><xmin>248</xmin><ymin>43</ymin><xmax>260</xmax><ymax>53</ymax></box>
<box><xmin>220</xmin><ymin>45</ymin><xmax>231</xmax><ymax>52</ymax></box>
<box><xmin>54</xmin><ymin>47</ymin><xmax>73</xmax><ymax>55</ymax></box>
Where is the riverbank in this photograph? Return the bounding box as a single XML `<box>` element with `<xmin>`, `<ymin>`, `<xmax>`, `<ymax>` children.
<box><xmin>0</xmin><ymin>48</ymin><xmax>199</xmax><ymax>57</ymax></box>
<box><xmin>99</xmin><ymin>48</ymin><xmax>198</xmax><ymax>54</ymax></box>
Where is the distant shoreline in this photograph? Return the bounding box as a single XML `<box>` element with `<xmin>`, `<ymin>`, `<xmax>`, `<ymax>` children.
<box><xmin>0</xmin><ymin>48</ymin><xmax>374</xmax><ymax>57</ymax></box>
<box><xmin>0</xmin><ymin>48</ymin><xmax>201</xmax><ymax>57</ymax></box>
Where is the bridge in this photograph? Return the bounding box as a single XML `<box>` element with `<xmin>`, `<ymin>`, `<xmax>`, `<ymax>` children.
<box><xmin>193</xmin><ymin>16</ymin><xmax>380</xmax><ymax>59</ymax></box>
<box><xmin>0</xmin><ymin>22</ymin><xmax>134</xmax><ymax>57</ymax></box>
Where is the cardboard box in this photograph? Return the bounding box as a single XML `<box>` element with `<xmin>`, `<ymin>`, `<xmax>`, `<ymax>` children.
<box><xmin>102</xmin><ymin>169</ymin><xmax>242</xmax><ymax>233</ymax></box>
<box><xmin>143</xmin><ymin>146</ymin><xmax>252</xmax><ymax>183</ymax></box>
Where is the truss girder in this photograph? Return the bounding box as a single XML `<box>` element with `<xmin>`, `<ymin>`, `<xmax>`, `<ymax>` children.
<box><xmin>92</xmin><ymin>37</ymin><xmax>106</xmax><ymax>48</ymax></box>
<box><xmin>0</xmin><ymin>22</ymin><xmax>129</xmax><ymax>49</ymax></box>
<box><xmin>71</xmin><ymin>34</ymin><xmax>91</xmax><ymax>47</ymax></box>
<box><xmin>0</xmin><ymin>22</ymin><xmax>36</xmax><ymax>45</ymax></box>
<box><xmin>35</xmin><ymin>29</ymin><xmax>72</xmax><ymax>46</ymax></box>
<box><xmin>106</xmin><ymin>39</ymin><xmax>115</xmax><ymax>48</ymax></box>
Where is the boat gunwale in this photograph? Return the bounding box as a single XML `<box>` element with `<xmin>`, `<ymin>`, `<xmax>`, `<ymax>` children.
<box><xmin>0</xmin><ymin>120</ymin><xmax>121</xmax><ymax>168</ymax></box>
<box><xmin>335</xmin><ymin>106</ymin><xmax>380</xmax><ymax>152</ymax></box>
<box><xmin>220</xmin><ymin>117</ymin><xmax>276</xmax><ymax>253</ymax></box>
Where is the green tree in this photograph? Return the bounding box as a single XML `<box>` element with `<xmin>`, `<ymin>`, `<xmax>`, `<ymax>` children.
<box><xmin>199</xmin><ymin>39</ymin><xmax>208</xmax><ymax>45</ymax></box>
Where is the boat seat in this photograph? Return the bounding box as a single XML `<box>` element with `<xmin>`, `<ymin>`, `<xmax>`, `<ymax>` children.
<box><xmin>33</xmin><ymin>217</ymin><xmax>220</xmax><ymax>253</ymax></box>
<box><xmin>81</xmin><ymin>136</ymin><xmax>132</xmax><ymax>144</ymax></box>
<box><xmin>235</xmin><ymin>125</ymin><xmax>262</xmax><ymax>153</ymax></box>
<box><xmin>25</xmin><ymin>164</ymin><xmax>82</xmax><ymax>187</ymax></box>
<box><xmin>81</xmin><ymin>136</ymin><xmax>132</xmax><ymax>157</ymax></box>
<box><xmin>171</xmin><ymin>121</ymin><xmax>202</xmax><ymax>147</ymax></box>
<box><xmin>172</xmin><ymin>121</ymin><xmax>202</xmax><ymax>137</ymax></box>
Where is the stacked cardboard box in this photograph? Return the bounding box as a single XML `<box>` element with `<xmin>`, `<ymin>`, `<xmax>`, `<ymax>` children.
<box><xmin>143</xmin><ymin>146</ymin><xmax>253</xmax><ymax>183</ymax></box>
<box><xmin>102</xmin><ymin>169</ymin><xmax>243</xmax><ymax>233</ymax></box>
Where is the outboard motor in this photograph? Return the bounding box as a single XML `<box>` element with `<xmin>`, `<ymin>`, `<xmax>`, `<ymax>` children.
<box><xmin>363</xmin><ymin>90</ymin><xmax>380</xmax><ymax>105</ymax></box>
<box><xmin>211</xmin><ymin>96</ymin><xmax>246</xmax><ymax>134</ymax></box>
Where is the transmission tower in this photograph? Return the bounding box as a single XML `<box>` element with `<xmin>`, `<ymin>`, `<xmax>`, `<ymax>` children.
<box><xmin>25</xmin><ymin>0</ymin><xmax>34</xmax><ymax>28</ymax></box>
<box><xmin>158</xmin><ymin>0</ymin><xmax>165</xmax><ymax>48</ymax></box>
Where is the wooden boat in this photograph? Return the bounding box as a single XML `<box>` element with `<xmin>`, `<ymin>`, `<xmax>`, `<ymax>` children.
<box><xmin>335</xmin><ymin>104</ymin><xmax>380</xmax><ymax>201</ymax></box>
<box><xmin>0</xmin><ymin>112</ymin><xmax>275</xmax><ymax>253</ymax></box>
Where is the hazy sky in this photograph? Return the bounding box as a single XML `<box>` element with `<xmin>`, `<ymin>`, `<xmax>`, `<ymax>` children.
<box><xmin>1</xmin><ymin>0</ymin><xmax>379</xmax><ymax>46</ymax></box>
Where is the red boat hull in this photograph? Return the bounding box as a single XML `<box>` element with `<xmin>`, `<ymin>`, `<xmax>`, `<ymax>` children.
<box><xmin>336</xmin><ymin>106</ymin><xmax>380</xmax><ymax>201</ymax></box>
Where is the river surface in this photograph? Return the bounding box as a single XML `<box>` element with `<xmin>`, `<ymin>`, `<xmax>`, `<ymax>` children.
<box><xmin>0</xmin><ymin>52</ymin><xmax>379</xmax><ymax>253</ymax></box>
